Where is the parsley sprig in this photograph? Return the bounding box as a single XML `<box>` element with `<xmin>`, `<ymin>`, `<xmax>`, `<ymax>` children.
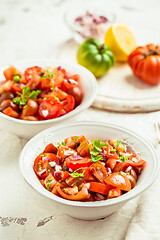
<box><xmin>13</xmin><ymin>87</ymin><xmax>41</xmax><ymax>106</ymax></box>
<box><xmin>90</xmin><ymin>139</ymin><xmax>108</xmax><ymax>163</ymax></box>
<box><xmin>119</xmin><ymin>156</ymin><xmax>129</xmax><ymax>162</ymax></box>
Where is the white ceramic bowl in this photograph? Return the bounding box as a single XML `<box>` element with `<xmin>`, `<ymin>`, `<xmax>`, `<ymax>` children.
<box><xmin>19</xmin><ymin>122</ymin><xmax>159</xmax><ymax>220</ymax></box>
<box><xmin>0</xmin><ymin>60</ymin><xmax>97</xmax><ymax>138</ymax></box>
<box><xmin>64</xmin><ymin>7</ymin><xmax>116</xmax><ymax>44</ymax></box>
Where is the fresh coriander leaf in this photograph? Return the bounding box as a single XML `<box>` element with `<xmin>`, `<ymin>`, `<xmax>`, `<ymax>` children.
<box><xmin>29</xmin><ymin>90</ymin><xmax>41</xmax><ymax>100</ymax></box>
<box><xmin>110</xmin><ymin>149</ymin><xmax>116</xmax><ymax>153</ymax></box>
<box><xmin>90</xmin><ymin>150</ymin><xmax>99</xmax><ymax>156</ymax></box>
<box><xmin>22</xmin><ymin>86</ymin><xmax>30</xmax><ymax>96</ymax></box>
<box><xmin>119</xmin><ymin>156</ymin><xmax>129</xmax><ymax>162</ymax></box>
<box><xmin>47</xmin><ymin>179</ymin><xmax>52</xmax><ymax>183</ymax></box>
<box><xmin>61</xmin><ymin>142</ymin><xmax>66</xmax><ymax>146</ymax></box>
<box><xmin>46</xmin><ymin>184</ymin><xmax>51</xmax><ymax>190</ymax></box>
<box><xmin>115</xmin><ymin>140</ymin><xmax>119</xmax><ymax>148</ymax></box>
<box><xmin>73</xmin><ymin>136</ymin><xmax>79</xmax><ymax>142</ymax></box>
<box><xmin>41</xmin><ymin>73</ymin><xmax>55</xmax><ymax>79</ymax></box>
<box><xmin>91</xmin><ymin>154</ymin><xmax>103</xmax><ymax>163</ymax></box>
<box><xmin>71</xmin><ymin>172</ymin><xmax>84</xmax><ymax>178</ymax></box>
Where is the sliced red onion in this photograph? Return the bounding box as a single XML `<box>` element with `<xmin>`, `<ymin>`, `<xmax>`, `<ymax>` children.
<box><xmin>57</xmin><ymin>66</ymin><xmax>61</xmax><ymax>70</ymax></box>
<box><xmin>49</xmin><ymin>161</ymin><xmax>56</xmax><ymax>167</ymax></box>
<box><xmin>38</xmin><ymin>169</ymin><xmax>47</xmax><ymax>176</ymax></box>
<box><xmin>70</xmin><ymin>155</ymin><xmax>82</xmax><ymax>160</ymax></box>
<box><xmin>55</xmin><ymin>165</ymin><xmax>62</xmax><ymax>172</ymax></box>
<box><xmin>75</xmin><ymin>16</ymin><xmax>83</xmax><ymax>23</ymax></box>
<box><xmin>99</xmin><ymin>152</ymin><xmax>106</xmax><ymax>161</ymax></box>
<box><xmin>125</xmin><ymin>166</ymin><xmax>132</xmax><ymax>172</ymax></box>
<box><xmin>54</xmin><ymin>171</ymin><xmax>61</xmax><ymax>181</ymax></box>
<box><xmin>106</xmin><ymin>167</ymin><xmax>112</xmax><ymax>174</ymax></box>
<box><xmin>116</xmin><ymin>160</ymin><xmax>122</xmax><ymax>163</ymax></box>
<box><xmin>42</xmin><ymin>156</ymin><xmax>50</xmax><ymax>163</ymax></box>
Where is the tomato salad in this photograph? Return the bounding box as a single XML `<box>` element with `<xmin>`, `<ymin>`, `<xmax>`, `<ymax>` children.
<box><xmin>33</xmin><ymin>136</ymin><xmax>146</xmax><ymax>201</ymax></box>
<box><xmin>0</xmin><ymin>65</ymin><xmax>83</xmax><ymax>120</ymax></box>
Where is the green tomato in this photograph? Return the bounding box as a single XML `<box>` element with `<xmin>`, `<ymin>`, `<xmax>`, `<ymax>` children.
<box><xmin>77</xmin><ymin>38</ymin><xmax>115</xmax><ymax>77</ymax></box>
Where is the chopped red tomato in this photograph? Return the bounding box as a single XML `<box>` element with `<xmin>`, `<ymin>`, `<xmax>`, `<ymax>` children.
<box><xmin>65</xmin><ymin>156</ymin><xmax>92</xmax><ymax>171</ymax></box>
<box><xmin>44</xmin><ymin>143</ymin><xmax>57</xmax><ymax>154</ymax></box>
<box><xmin>56</xmin><ymin>184</ymin><xmax>89</xmax><ymax>201</ymax></box>
<box><xmin>103</xmin><ymin>145</ymin><xmax>119</xmax><ymax>159</ymax></box>
<box><xmin>89</xmin><ymin>182</ymin><xmax>113</xmax><ymax>195</ymax></box>
<box><xmin>77</xmin><ymin>140</ymin><xmax>92</xmax><ymax>157</ymax></box>
<box><xmin>64</xmin><ymin>135</ymin><xmax>86</xmax><ymax>149</ymax></box>
<box><xmin>24</xmin><ymin>66</ymin><xmax>43</xmax><ymax>82</ymax></box>
<box><xmin>105</xmin><ymin>173</ymin><xmax>131</xmax><ymax>192</ymax></box>
<box><xmin>61</xmin><ymin>94</ymin><xmax>75</xmax><ymax>114</ymax></box>
<box><xmin>38</xmin><ymin>97</ymin><xmax>62</xmax><ymax>120</ymax></box>
<box><xmin>106</xmin><ymin>158</ymin><xmax>117</xmax><ymax>169</ymax></box>
<box><xmin>107</xmin><ymin>188</ymin><xmax>122</xmax><ymax>199</ymax></box>
<box><xmin>33</xmin><ymin>153</ymin><xmax>59</xmax><ymax>179</ymax></box>
<box><xmin>3</xmin><ymin>107</ymin><xmax>19</xmax><ymax>118</ymax></box>
<box><xmin>89</xmin><ymin>162</ymin><xmax>108</xmax><ymax>183</ymax></box>
<box><xmin>57</xmin><ymin>146</ymin><xmax>76</xmax><ymax>158</ymax></box>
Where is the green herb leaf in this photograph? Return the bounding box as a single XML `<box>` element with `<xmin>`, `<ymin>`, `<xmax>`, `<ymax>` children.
<box><xmin>110</xmin><ymin>149</ymin><xmax>116</xmax><ymax>153</ymax></box>
<box><xmin>57</xmin><ymin>142</ymin><xmax>66</xmax><ymax>146</ymax></box>
<box><xmin>119</xmin><ymin>156</ymin><xmax>129</xmax><ymax>162</ymax></box>
<box><xmin>13</xmin><ymin>87</ymin><xmax>41</xmax><ymax>106</ymax></box>
<box><xmin>73</xmin><ymin>136</ymin><xmax>79</xmax><ymax>142</ymax></box>
<box><xmin>41</xmin><ymin>73</ymin><xmax>55</xmax><ymax>79</ymax></box>
<box><xmin>91</xmin><ymin>154</ymin><xmax>103</xmax><ymax>163</ymax></box>
<box><xmin>115</xmin><ymin>140</ymin><xmax>119</xmax><ymax>148</ymax></box>
<box><xmin>70</xmin><ymin>172</ymin><xmax>84</xmax><ymax>178</ymax></box>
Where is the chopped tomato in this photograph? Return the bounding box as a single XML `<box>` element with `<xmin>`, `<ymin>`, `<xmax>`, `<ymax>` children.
<box><xmin>61</xmin><ymin>94</ymin><xmax>75</xmax><ymax>114</ymax></box>
<box><xmin>56</xmin><ymin>184</ymin><xmax>89</xmax><ymax>201</ymax></box>
<box><xmin>54</xmin><ymin>87</ymin><xmax>68</xmax><ymax>101</ymax></box>
<box><xmin>38</xmin><ymin>97</ymin><xmax>62</xmax><ymax>120</ymax></box>
<box><xmin>89</xmin><ymin>162</ymin><xmax>108</xmax><ymax>183</ymax></box>
<box><xmin>69</xmin><ymin>74</ymin><xmax>80</xmax><ymax>82</ymax></box>
<box><xmin>44</xmin><ymin>143</ymin><xmax>57</xmax><ymax>154</ymax></box>
<box><xmin>11</xmin><ymin>83</ymin><xmax>24</xmax><ymax>93</ymax></box>
<box><xmin>65</xmin><ymin>156</ymin><xmax>92</xmax><ymax>171</ymax></box>
<box><xmin>89</xmin><ymin>182</ymin><xmax>113</xmax><ymax>195</ymax></box>
<box><xmin>3</xmin><ymin>107</ymin><xmax>19</xmax><ymax>118</ymax></box>
<box><xmin>3</xmin><ymin>66</ymin><xmax>21</xmax><ymax>81</ymax></box>
<box><xmin>20</xmin><ymin>99</ymin><xmax>38</xmax><ymax>118</ymax></box>
<box><xmin>103</xmin><ymin>145</ymin><xmax>119</xmax><ymax>159</ymax></box>
<box><xmin>107</xmin><ymin>188</ymin><xmax>122</xmax><ymax>199</ymax></box>
<box><xmin>105</xmin><ymin>173</ymin><xmax>131</xmax><ymax>192</ymax></box>
<box><xmin>64</xmin><ymin>135</ymin><xmax>86</xmax><ymax>149</ymax></box>
<box><xmin>0</xmin><ymin>80</ymin><xmax>13</xmax><ymax>94</ymax></box>
<box><xmin>44</xmin><ymin>173</ymin><xmax>57</xmax><ymax>191</ymax></box>
<box><xmin>24</xmin><ymin>66</ymin><xmax>43</xmax><ymax>82</ymax></box>
<box><xmin>113</xmin><ymin>159</ymin><xmax>146</xmax><ymax>173</ymax></box>
<box><xmin>77</xmin><ymin>140</ymin><xmax>92</xmax><ymax>157</ymax></box>
<box><xmin>57</xmin><ymin>146</ymin><xmax>76</xmax><ymax>158</ymax></box>
<box><xmin>106</xmin><ymin>158</ymin><xmax>117</xmax><ymax>169</ymax></box>
<box><xmin>39</xmin><ymin>78</ymin><xmax>52</xmax><ymax>89</ymax></box>
<box><xmin>33</xmin><ymin>152</ymin><xmax>59</xmax><ymax>179</ymax></box>
<box><xmin>61</xmin><ymin>171</ymin><xmax>70</xmax><ymax>181</ymax></box>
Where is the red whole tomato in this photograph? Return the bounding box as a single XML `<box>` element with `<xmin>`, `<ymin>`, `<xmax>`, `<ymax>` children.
<box><xmin>128</xmin><ymin>44</ymin><xmax>160</xmax><ymax>85</ymax></box>
<box><xmin>38</xmin><ymin>97</ymin><xmax>62</xmax><ymax>120</ymax></box>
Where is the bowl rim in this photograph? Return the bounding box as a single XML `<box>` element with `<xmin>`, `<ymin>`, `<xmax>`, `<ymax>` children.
<box><xmin>0</xmin><ymin>59</ymin><xmax>97</xmax><ymax>125</ymax></box>
<box><xmin>19</xmin><ymin>121</ymin><xmax>159</xmax><ymax>208</ymax></box>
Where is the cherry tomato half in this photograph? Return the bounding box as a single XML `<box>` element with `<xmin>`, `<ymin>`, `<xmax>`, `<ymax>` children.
<box><xmin>61</xmin><ymin>94</ymin><xmax>75</xmax><ymax>114</ymax></box>
<box><xmin>68</xmin><ymin>86</ymin><xmax>82</xmax><ymax>107</ymax></box>
<box><xmin>38</xmin><ymin>97</ymin><xmax>62</xmax><ymax>120</ymax></box>
<box><xmin>24</xmin><ymin>66</ymin><xmax>43</xmax><ymax>82</ymax></box>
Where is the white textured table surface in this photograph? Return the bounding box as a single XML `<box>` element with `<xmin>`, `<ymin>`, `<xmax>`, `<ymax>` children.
<box><xmin>1</xmin><ymin>0</ymin><xmax>160</xmax><ymax>239</ymax></box>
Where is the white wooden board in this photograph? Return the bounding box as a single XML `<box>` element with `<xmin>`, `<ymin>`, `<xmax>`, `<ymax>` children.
<box><xmin>54</xmin><ymin>39</ymin><xmax>160</xmax><ymax>113</ymax></box>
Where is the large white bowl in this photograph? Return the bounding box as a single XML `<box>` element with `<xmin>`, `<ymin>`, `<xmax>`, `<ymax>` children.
<box><xmin>0</xmin><ymin>60</ymin><xmax>97</xmax><ymax>138</ymax></box>
<box><xmin>19</xmin><ymin>122</ymin><xmax>159</xmax><ymax>220</ymax></box>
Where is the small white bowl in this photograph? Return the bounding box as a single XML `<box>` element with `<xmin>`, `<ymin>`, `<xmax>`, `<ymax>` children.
<box><xmin>0</xmin><ymin>60</ymin><xmax>97</xmax><ymax>138</ymax></box>
<box><xmin>64</xmin><ymin>7</ymin><xmax>116</xmax><ymax>44</ymax></box>
<box><xmin>19</xmin><ymin>122</ymin><xmax>159</xmax><ymax>220</ymax></box>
